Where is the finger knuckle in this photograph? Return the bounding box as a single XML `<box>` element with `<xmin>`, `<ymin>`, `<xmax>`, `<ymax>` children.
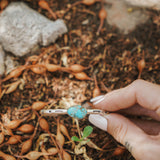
<box><xmin>131</xmin><ymin>79</ymin><xmax>144</xmax><ymax>88</ymax></box>
<box><xmin>112</xmin><ymin>123</ymin><xmax>128</xmax><ymax>144</ymax></box>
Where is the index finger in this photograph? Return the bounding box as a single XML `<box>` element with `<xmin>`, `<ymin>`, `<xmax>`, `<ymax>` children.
<box><xmin>92</xmin><ymin>79</ymin><xmax>160</xmax><ymax>116</ymax></box>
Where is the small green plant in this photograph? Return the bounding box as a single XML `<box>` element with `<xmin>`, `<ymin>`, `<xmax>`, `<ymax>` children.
<box><xmin>71</xmin><ymin>126</ymin><xmax>93</xmax><ymax>142</ymax></box>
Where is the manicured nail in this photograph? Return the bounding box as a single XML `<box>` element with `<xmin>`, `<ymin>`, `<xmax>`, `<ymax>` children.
<box><xmin>90</xmin><ymin>95</ymin><xmax>104</xmax><ymax>102</ymax></box>
<box><xmin>93</xmin><ymin>96</ymin><xmax>105</xmax><ymax>105</ymax></box>
<box><xmin>88</xmin><ymin>114</ymin><xmax>108</xmax><ymax>131</ymax></box>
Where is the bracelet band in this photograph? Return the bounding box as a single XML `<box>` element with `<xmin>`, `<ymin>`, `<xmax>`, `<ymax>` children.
<box><xmin>40</xmin><ymin>105</ymin><xmax>105</xmax><ymax>119</ymax></box>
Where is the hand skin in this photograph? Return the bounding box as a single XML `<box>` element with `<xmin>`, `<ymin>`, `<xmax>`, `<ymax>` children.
<box><xmin>89</xmin><ymin>79</ymin><xmax>160</xmax><ymax>160</ymax></box>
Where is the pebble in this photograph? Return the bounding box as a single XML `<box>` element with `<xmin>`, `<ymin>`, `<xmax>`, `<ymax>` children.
<box><xmin>82</xmin><ymin>19</ymin><xmax>89</xmax><ymax>25</ymax></box>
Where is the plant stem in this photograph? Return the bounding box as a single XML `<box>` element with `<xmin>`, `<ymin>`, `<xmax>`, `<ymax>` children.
<box><xmin>75</xmin><ymin>119</ymin><xmax>81</xmax><ymax>139</ymax></box>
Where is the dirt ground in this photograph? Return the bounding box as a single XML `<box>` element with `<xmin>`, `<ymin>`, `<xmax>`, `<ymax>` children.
<box><xmin>0</xmin><ymin>0</ymin><xmax>160</xmax><ymax>160</ymax></box>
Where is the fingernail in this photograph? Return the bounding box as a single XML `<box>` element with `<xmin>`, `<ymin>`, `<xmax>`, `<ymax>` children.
<box><xmin>90</xmin><ymin>95</ymin><xmax>104</xmax><ymax>102</ymax></box>
<box><xmin>89</xmin><ymin>114</ymin><xmax>108</xmax><ymax>131</ymax></box>
<box><xmin>93</xmin><ymin>96</ymin><xmax>105</xmax><ymax>105</ymax></box>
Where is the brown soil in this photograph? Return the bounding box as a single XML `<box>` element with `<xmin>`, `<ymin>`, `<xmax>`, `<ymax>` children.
<box><xmin>0</xmin><ymin>0</ymin><xmax>160</xmax><ymax>160</ymax></box>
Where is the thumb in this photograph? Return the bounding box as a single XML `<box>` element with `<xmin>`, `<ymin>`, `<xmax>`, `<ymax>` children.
<box><xmin>88</xmin><ymin>113</ymin><xmax>159</xmax><ymax>160</ymax></box>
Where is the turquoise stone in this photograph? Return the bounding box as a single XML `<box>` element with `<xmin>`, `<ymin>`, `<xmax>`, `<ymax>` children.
<box><xmin>67</xmin><ymin>105</ymin><xmax>87</xmax><ymax>119</ymax></box>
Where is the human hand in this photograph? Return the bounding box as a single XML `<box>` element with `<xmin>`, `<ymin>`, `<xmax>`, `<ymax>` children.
<box><xmin>88</xmin><ymin>79</ymin><xmax>160</xmax><ymax>160</ymax></box>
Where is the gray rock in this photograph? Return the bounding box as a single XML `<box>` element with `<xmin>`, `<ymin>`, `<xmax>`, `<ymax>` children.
<box><xmin>104</xmin><ymin>0</ymin><xmax>160</xmax><ymax>34</ymax></box>
<box><xmin>0</xmin><ymin>2</ymin><xmax>68</xmax><ymax>57</ymax></box>
<box><xmin>5</xmin><ymin>55</ymin><xmax>19</xmax><ymax>75</ymax></box>
<box><xmin>104</xmin><ymin>0</ymin><xmax>149</xmax><ymax>34</ymax></box>
<box><xmin>0</xmin><ymin>45</ymin><xmax>5</xmax><ymax>75</ymax></box>
<box><xmin>124</xmin><ymin>0</ymin><xmax>160</xmax><ymax>10</ymax></box>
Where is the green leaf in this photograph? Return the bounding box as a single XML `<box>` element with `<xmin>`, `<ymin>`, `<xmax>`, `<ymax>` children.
<box><xmin>71</xmin><ymin>136</ymin><xmax>81</xmax><ymax>142</ymax></box>
<box><xmin>82</xmin><ymin>126</ymin><xmax>93</xmax><ymax>139</ymax></box>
